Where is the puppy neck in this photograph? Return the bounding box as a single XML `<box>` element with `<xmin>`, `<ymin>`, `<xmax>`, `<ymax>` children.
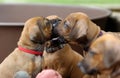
<box><xmin>18</xmin><ymin>36</ymin><xmax>44</xmax><ymax>55</ymax></box>
<box><xmin>18</xmin><ymin>38</ymin><xmax>37</xmax><ymax>51</ymax></box>
<box><xmin>18</xmin><ymin>46</ymin><xmax>43</xmax><ymax>56</ymax></box>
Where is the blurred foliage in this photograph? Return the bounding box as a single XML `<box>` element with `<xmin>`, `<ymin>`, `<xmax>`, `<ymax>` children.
<box><xmin>0</xmin><ymin>0</ymin><xmax>120</xmax><ymax>5</ymax></box>
<box><xmin>28</xmin><ymin>0</ymin><xmax>120</xmax><ymax>4</ymax></box>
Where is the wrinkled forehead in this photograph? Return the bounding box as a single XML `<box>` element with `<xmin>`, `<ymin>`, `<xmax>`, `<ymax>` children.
<box><xmin>63</xmin><ymin>15</ymin><xmax>76</xmax><ymax>25</ymax></box>
<box><xmin>46</xmin><ymin>15</ymin><xmax>62</xmax><ymax>21</ymax></box>
<box><xmin>25</xmin><ymin>17</ymin><xmax>46</xmax><ymax>26</ymax></box>
<box><xmin>47</xmin><ymin>15</ymin><xmax>58</xmax><ymax>19</ymax></box>
<box><xmin>90</xmin><ymin>39</ymin><xmax>106</xmax><ymax>53</ymax></box>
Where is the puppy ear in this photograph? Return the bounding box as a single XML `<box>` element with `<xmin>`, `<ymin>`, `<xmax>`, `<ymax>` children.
<box><xmin>70</xmin><ymin>19</ymin><xmax>88</xmax><ymax>39</ymax></box>
<box><xmin>87</xmin><ymin>19</ymin><xmax>100</xmax><ymax>40</ymax></box>
<box><xmin>104</xmin><ymin>48</ymin><xmax>120</xmax><ymax>68</ymax></box>
<box><xmin>29</xmin><ymin>25</ymin><xmax>43</xmax><ymax>43</ymax></box>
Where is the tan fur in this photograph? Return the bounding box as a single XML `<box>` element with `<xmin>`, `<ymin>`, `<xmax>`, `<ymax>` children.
<box><xmin>56</xmin><ymin>12</ymin><xmax>120</xmax><ymax>50</ymax></box>
<box><xmin>46</xmin><ymin>15</ymin><xmax>62</xmax><ymax>20</ymax></box>
<box><xmin>0</xmin><ymin>17</ymin><xmax>53</xmax><ymax>78</ymax></box>
<box><xmin>46</xmin><ymin>15</ymin><xmax>62</xmax><ymax>26</ymax></box>
<box><xmin>42</xmin><ymin>44</ymin><xmax>96</xmax><ymax>78</ymax></box>
<box><xmin>56</xmin><ymin>12</ymin><xmax>100</xmax><ymax>41</ymax></box>
<box><xmin>79</xmin><ymin>34</ymin><xmax>120</xmax><ymax>78</ymax></box>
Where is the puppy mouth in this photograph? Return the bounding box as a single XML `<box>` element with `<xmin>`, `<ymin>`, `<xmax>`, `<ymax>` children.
<box><xmin>78</xmin><ymin>61</ymin><xmax>100</xmax><ymax>75</ymax></box>
<box><xmin>50</xmin><ymin>19</ymin><xmax>62</xmax><ymax>39</ymax></box>
<box><xmin>87</xmin><ymin>69</ymin><xmax>100</xmax><ymax>75</ymax></box>
<box><xmin>45</xmin><ymin>36</ymin><xmax>67</xmax><ymax>53</ymax></box>
<box><xmin>51</xmin><ymin>27</ymin><xmax>60</xmax><ymax>39</ymax></box>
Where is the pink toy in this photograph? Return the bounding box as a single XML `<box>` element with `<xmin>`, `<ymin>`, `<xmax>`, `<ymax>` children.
<box><xmin>36</xmin><ymin>69</ymin><xmax>62</xmax><ymax>78</ymax></box>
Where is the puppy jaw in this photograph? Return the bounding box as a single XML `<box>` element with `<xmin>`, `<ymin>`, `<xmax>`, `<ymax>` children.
<box><xmin>18</xmin><ymin>17</ymin><xmax>52</xmax><ymax>51</ymax></box>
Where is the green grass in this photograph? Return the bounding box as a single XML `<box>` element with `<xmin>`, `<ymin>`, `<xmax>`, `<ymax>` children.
<box><xmin>1</xmin><ymin>0</ymin><xmax>120</xmax><ymax>5</ymax></box>
<box><xmin>28</xmin><ymin>0</ymin><xmax>120</xmax><ymax>4</ymax></box>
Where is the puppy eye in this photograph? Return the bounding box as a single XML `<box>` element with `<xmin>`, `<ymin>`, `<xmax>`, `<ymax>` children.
<box><xmin>64</xmin><ymin>21</ymin><xmax>70</xmax><ymax>29</ymax></box>
<box><xmin>46</xmin><ymin>21</ymin><xmax>51</xmax><ymax>26</ymax></box>
<box><xmin>89</xmin><ymin>51</ymin><xmax>96</xmax><ymax>56</ymax></box>
<box><xmin>44</xmin><ymin>19</ymin><xmax>51</xmax><ymax>26</ymax></box>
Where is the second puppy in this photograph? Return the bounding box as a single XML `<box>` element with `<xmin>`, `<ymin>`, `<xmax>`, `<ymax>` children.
<box><xmin>79</xmin><ymin>34</ymin><xmax>120</xmax><ymax>78</ymax></box>
<box><xmin>42</xmin><ymin>36</ymin><xmax>93</xmax><ymax>78</ymax></box>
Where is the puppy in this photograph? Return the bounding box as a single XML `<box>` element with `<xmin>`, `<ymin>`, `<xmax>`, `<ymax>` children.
<box><xmin>55</xmin><ymin>12</ymin><xmax>120</xmax><ymax>51</ymax></box>
<box><xmin>42</xmin><ymin>36</ymin><xmax>94</xmax><ymax>78</ymax></box>
<box><xmin>0</xmin><ymin>17</ymin><xmax>53</xmax><ymax>78</ymax></box>
<box><xmin>79</xmin><ymin>34</ymin><xmax>120</xmax><ymax>78</ymax></box>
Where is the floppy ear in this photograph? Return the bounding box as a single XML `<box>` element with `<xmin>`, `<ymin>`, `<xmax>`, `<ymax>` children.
<box><xmin>29</xmin><ymin>25</ymin><xmax>43</xmax><ymax>43</ymax></box>
<box><xmin>104</xmin><ymin>48</ymin><xmax>120</xmax><ymax>68</ymax></box>
<box><xmin>70</xmin><ymin>19</ymin><xmax>88</xmax><ymax>39</ymax></box>
<box><xmin>86</xmin><ymin>18</ymin><xmax>100</xmax><ymax>40</ymax></box>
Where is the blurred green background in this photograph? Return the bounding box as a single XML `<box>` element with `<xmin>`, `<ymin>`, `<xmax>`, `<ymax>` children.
<box><xmin>0</xmin><ymin>0</ymin><xmax>120</xmax><ymax>6</ymax></box>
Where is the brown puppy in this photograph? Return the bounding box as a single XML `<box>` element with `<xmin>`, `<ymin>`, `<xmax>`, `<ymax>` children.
<box><xmin>79</xmin><ymin>34</ymin><xmax>120</xmax><ymax>78</ymax></box>
<box><xmin>0</xmin><ymin>17</ymin><xmax>53</xmax><ymax>78</ymax></box>
<box><xmin>55</xmin><ymin>12</ymin><xmax>120</xmax><ymax>51</ymax></box>
<box><xmin>42</xmin><ymin>36</ymin><xmax>95</xmax><ymax>78</ymax></box>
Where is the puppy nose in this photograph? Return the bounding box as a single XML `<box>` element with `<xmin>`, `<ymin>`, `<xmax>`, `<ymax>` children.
<box><xmin>87</xmin><ymin>69</ymin><xmax>98</xmax><ymax>75</ymax></box>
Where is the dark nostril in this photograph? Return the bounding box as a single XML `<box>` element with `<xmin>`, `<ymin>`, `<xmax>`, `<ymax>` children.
<box><xmin>87</xmin><ymin>69</ymin><xmax>98</xmax><ymax>75</ymax></box>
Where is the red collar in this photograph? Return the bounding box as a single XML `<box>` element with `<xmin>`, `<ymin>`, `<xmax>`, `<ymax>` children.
<box><xmin>18</xmin><ymin>46</ymin><xmax>43</xmax><ymax>56</ymax></box>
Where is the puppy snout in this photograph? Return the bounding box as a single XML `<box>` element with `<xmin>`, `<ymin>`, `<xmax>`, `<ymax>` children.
<box><xmin>55</xmin><ymin>26</ymin><xmax>63</xmax><ymax>35</ymax></box>
<box><xmin>52</xmin><ymin>20</ymin><xmax>61</xmax><ymax>27</ymax></box>
<box><xmin>78</xmin><ymin>60</ymin><xmax>89</xmax><ymax>74</ymax></box>
<box><xmin>87</xmin><ymin>69</ymin><xmax>98</xmax><ymax>75</ymax></box>
<box><xmin>78</xmin><ymin>60</ymin><xmax>99</xmax><ymax>75</ymax></box>
<box><xmin>51</xmin><ymin>24</ymin><xmax>61</xmax><ymax>39</ymax></box>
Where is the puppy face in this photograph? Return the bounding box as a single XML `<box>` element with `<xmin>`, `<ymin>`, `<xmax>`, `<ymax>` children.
<box><xmin>18</xmin><ymin>17</ymin><xmax>53</xmax><ymax>51</ymax></box>
<box><xmin>78</xmin><ymin>34</ymin><xmax>120</xmax><ymax>75</ymax></box>
<box><xmin>56</xmin><ymin>12</ymin><xmax>89</xmax><ymax>41</ymax></box>
<box><xmin>26</xmin><ymin>17</ymin><xmax>52</xmax><ymax>43</ymax></box>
